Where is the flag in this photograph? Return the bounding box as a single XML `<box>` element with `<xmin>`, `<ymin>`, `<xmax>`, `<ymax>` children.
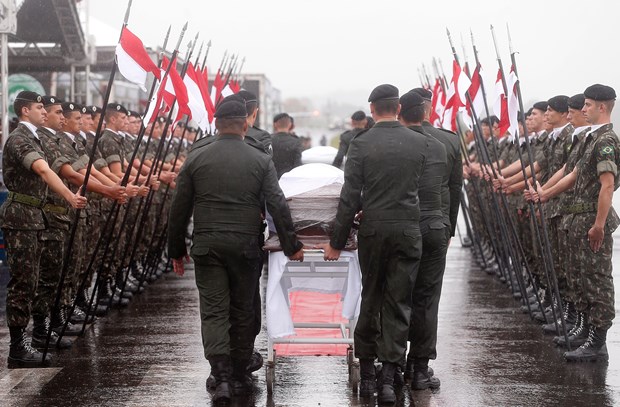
<box><xmin>195</xmin><ymin>66</ymin><xmax>215</xmax><ymax>123</ymax></box>
<box><xmin>430</xmin><ymin>79</ymin><xmax>445</xmax><ymax>127</ymax></box>
<box><xmin>161</xmin><ymin>57</ymin><xmax>190</xmax><ymax>122</ymax></box>
<box><xmin>467</xmin><ymin>64</ymin><xmax>485</xmax><ymax>118</ymax></box>
<box><xmin>494</xmin><ymin>69</ymin><xmax>510</xmax><ymax>137</ymax></box>
<box><xmin>229</xmin><ymin>79</ymin><xmax>241</xmax><ymax>94</ymax></box>
<box><xmin>441</xmin><ymin>61</ymin><xmax>471</xmax><ymax>131</ymax></box>
<box><xmin>506</xmin><ymin>66</ymin><xmax>520</xmax><ymax>141</ymax></box>
<box><xmin>211</xmin><ymin>71</ymin><xmax>225</xmax><ymax>106</ymax></box>
<box><xmin>184</xmin><ymin>63</ymin><xmax>210</xmax><ymax>132</ymax></box>
<box><xmin>115</xmin><ymin>27</ymin><xmax>160</xmax><ymax>91</ymax></box>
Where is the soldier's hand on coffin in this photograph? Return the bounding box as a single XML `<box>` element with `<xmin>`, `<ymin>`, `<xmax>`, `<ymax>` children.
<box><xmin>315</xmin><ymin>243</ymin><xmax>341</xmax><ymax>261</ymax></box>
<box><xmin>288</xmin><ymin>247</ymin><xmax>304</xmax><ymax>262</ymax></box>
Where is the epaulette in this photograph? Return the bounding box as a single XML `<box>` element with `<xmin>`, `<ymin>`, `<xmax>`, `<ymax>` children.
<box><xmin>245</xmin><ymin>135</ymin><xmax>269</xmax><ymax>154</ymax></box>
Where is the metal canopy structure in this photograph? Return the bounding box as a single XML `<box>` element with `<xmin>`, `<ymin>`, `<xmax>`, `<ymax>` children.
<box><xmin>12</xmin><ymin>0</ymin><xmax>86</xmax><ymax>62</ymax></box>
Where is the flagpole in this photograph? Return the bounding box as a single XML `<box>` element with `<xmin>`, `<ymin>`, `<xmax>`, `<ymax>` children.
<box><xmin>41</xmin><ymin>0</ymin><xmax>135</xmax><ymax>360</ymax></box>
<box><xmin>507</xmin><ymin>23</ymin><xmax>570</xmax><ymax>345</ymax></box>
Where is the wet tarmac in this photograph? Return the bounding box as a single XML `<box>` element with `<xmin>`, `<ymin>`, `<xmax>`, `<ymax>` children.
<box><xmin>0</xmin><ymin>240</ymin><xmax>619</xmax><ymax>407</ymax></box>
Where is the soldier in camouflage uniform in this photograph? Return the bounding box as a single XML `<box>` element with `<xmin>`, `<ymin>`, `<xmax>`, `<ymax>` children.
<box><xmin>1</xmin><ymin>91</ymin><xmax>86</xmax><ymax>367</ymax></box>
<box><xmin>537</xmin><ymin>84</ymin><xmax>618</xmax><ymax>362</ymax></box>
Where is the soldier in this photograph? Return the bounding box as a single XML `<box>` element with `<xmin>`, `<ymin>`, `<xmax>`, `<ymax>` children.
<box><xmin>398</xmin><ymin>90</ymin><xmax>446</xmax><ymax>390</ymax></box>
<box><xmin>332</xmin><ymin>110</ymin><xmax>367</xmax><ymax>169</ymax></box>
<box><xmin>319</xmin><ymin>84</ymin><xmax>426</xmax><ymax>404</ymax></box>
<box><xmin>238</xmin><ymin>90</ymin><xmax>272</xmax><ymax>154</ymax></box>
<box><xmin>271</xmin><ymin>113</ymin><xmax>302</xmax><ymax>178</ymax></box>
<box><xmin>535</xmin><ymin>84</ymin><xmax>618</xmax><ymax>361</ymax></box>
<box><xmin>167</xmin><ymin>97</ymin><xmax>303</xmax><ymax>403</ymax></box>
<box><xmin>1</xmin><ymin>91</ymin><xmax>86</xmax><ymax>367</ymax></box>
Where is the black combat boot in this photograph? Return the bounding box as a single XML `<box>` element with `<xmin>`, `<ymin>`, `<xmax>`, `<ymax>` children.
<box><xmin>247</xmin><ymin>350</ymin><xmax>263</xmax><ymax>373</ymax></box>
<box><xmin>77</xmin><ymin>288</ymin><xmax>104</xmax><ymax>319</ymax></box>
<box><xmin>542</xmin><ymin>301</ymin><xmax>576</xmax><ymax>334</ymax></box>
<box><xmin>411</xmin><ymin>357</ymin><xmax>440</xmax><ymax>391</ymax></box>
<box><xmin>359</xmin><ymin>358</ymin><xmax>376</xmax><ymax>397</ymax></box>
<box><xmin>8</xmin><ymin>326</ymin><xmax>52</xmax><ymax>368</ymax></box>
<box><xmin>555</xmin><ymin>313</ymin><xmax>589</xmax><ymax>348</ymax></box>
<box><xmin>31</xmin><ymin>314</ymin><xmax>72</xmax><ymax>350</ymax></box>
<box><xmin>377</xmin><ymin>362</ymin><xmax>397</xmax><ymax>404</ymax></box>
<box><xmin>50</xmin><ymin>307</ymin><xmax>82</xmax><ymax>336</ymax></box>
<box><xmin>98</xmin><ymin>278</ymin><xmax>129</xmax><ymax>307</ymax></box>
<box><xmin>564</xmin><ymin>325</ymin><xmax>609</xmax><ymax>362</ymax></box>
<box><xmin>208</xmin><ymin>354</ymin><xmax>232</xmax><ymax>404</ymax></box>
<box><xmin>403</xmin><ymin>358</ymin><xmax>414</xmax><ymax>382</ymax></box>
<box><xmin>231</xmin><ymin>358</ymin><xmax>253</xmax><ymax>396</ymax></box>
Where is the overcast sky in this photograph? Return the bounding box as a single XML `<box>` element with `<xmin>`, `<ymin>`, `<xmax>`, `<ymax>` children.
<box><xmin>87</xmin><ymin>0</ymin><xmax>620</xmax><ymax>109</ymax></box>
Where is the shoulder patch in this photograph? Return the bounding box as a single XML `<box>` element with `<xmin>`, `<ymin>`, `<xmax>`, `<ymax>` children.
<box><xmin>601</xmin><ymin>145</ymin><xmax>614</xmax><ymax>155</ymax></box>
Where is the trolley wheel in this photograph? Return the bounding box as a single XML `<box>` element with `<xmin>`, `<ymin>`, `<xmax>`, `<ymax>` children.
<box><xmin>349</xmin><ymin>360</ymin><xmax>360</xmax><ymax>392</ymax></box>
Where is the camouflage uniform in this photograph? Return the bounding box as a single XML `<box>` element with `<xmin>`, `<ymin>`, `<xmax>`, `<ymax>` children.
<box><xmin>0</xmin><ymin>123</ymin><xmax>48</xmax><ymax>327</ymax></box>
<box><xmin>567</xmin><ymin>124</ymin><xmax>620</xmax><ymax>329</ymax></box>
<box><xmin>541</xmin><ymin>124</ymin><xmax>574</xmax><ymax>293</ymax></box>
<box><xmin>559</xmin><ymin>127</ymin><xmax>590</xmax><ymax>305</ymax></box>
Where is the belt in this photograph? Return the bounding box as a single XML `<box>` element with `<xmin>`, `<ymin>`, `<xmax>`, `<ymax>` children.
<box><xmin>43</xmin><ymin>203</ymin><xmax>69</xmax><ymax>215</ymax></box>
<box><xmin>7</xmin><ymin>191</ymin><xmax>44</xmax><ymax>208</ymax></box>
<box><xmin>564</xmin><ymin>202</ymin><xmax>597</xmax><ymax>215</ymax></box>
<box><xmin>363</xmin><ymin>209</ymin><xmax>419</xmax><ymax>221</ymax></box>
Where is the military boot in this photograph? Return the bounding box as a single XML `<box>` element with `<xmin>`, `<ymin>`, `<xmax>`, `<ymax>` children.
<box><xmin>247</xmin><ymin>350</ymin><xmax>263</xmax><ymax>373</ymax></box>
<box><xmin>8</xmin><ymin>327</ymin><xmax>52</xmax><ymax>368</ymax></box>
<box><xmin>77</xmin><ymin>288</ymin><xmax>105</xmax><ymax>318</ymax></box>
<box><xmin>208</xmin><ymin>355</ymin><xmax>232</xmax><ymax>404</ymax></box>
<box><xmin>359</xmin><ymin>358</ymin><xmax>376</xmax><ymax>397</ymax></box>
<box><xmin>555</xmin><ymin>313</ymin><xmax>589</xmax><ymax>348</ymax></box>
<box><xmin>411</xmin><ymin>357</ymin><xmax>440</xmax><ymax>390</ymax></box>
<box><xmin>231</xmin><ymin>358</ymin><xmax>253</xmax><ymax>396</ymax></box>
<box><xmin>31</xmin><ymin>314</ymin><xmax>72</xmax><ymax>350</ymax></box>
<box><xmin>377</xmin><ymin>362</ymin><xmax>397</xmax><ymax>404</ymax></box>
<box><xmin>51</xmin><ymin>307</ymin><xmax>82</xmax><ymax>336</ymax></box>
<box><xmin>564</xmin><ymin>326</ymin><xmax>609</xmax><ymax>362</ymax></box>
<box><xmin>98</xmin><ymin>279</ymin><xmax>129</xmax><ymax>307</ymax></box>
<box><xmin>542</xmin><ymin>301</ymin><xmax>576</xmax><ymax>334</ymax></box>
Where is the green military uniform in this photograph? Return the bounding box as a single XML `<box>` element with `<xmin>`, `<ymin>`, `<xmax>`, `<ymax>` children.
<box><xmin>271</xmin><ymin>131</ymin><xmax>302</xmax><ymax>178</ymax></box>
<box><xmin>247</xmin><ymin>125</ymin><xmax>272</xmax><ymax>155</ymax></box>
<box><xmin>568</xmin><ymin>123</ymin><xmax>619</xmax><ymax>330</ymax></box>
<box><xmin>1</xmin><ymin>122</ymin><xmax>48</xmax><ymax>328</ymax></box>
<box><xmin>168</xmin><ymin>127</ymin><xmax>301</xmax><ymax>381</ymax></box>
<box><xmin>332</xmin><ymin>128</ymin><xmax>364</xmax><ymax>169</ymax></box>
<box><xmin>331</xmin><ymin>120</ymin><xmax>427</xmax><ymax>364</ymax></box>
<box><xmin>406</xmin><ymin>124</ymin><xmax>448</xmax><ymax>366</ymax></box>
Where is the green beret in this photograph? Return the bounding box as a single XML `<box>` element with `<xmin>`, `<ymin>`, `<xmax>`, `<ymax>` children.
<box><xmin>368</xmin><ymin>84</ymin><xmax>399</xmax><ymax>103</ymax></box>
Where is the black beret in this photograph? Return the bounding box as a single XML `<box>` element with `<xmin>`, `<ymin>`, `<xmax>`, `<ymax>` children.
<box><xmin>351</xmin><ymin>110</ymin><xmax>366</xmax><ymax>121</ymax></box>
<box><xmin>411</xmin><ymin>87</ymin><xmax>433</xmax><ymax>101</ymax></box>
<box><xmin>15</xmin><ymin>90</ymin><xmax>42</xmax><ymax>103</ymax></box>
<box><xmin>368</xmin><ymin>84</ymin><xmax>399</xmax><ymax>103</ymax></box>
<box><xmin>532</xmin><ymin>101</ymin><xmax>548</xmax><ymax>112</ymax></box>
<box><xmin>106</xmin><ymin>103</ymin><xmax>128</xmax><ymax>115</ymax></box>
<box><xmin>568</xmin><ymin>94</ymin><xmax>585</xmax><ymax>110</ymax></box>
<box><xmin>214</xmin><ymin>96</ymin><xmax>247</xmax><ymax>119</ymax></box>
<box><xmin>62</xmin><ymin>102</ymin><xmax>82</xmax><ymax>113</ymax></box>
<box><xmin>42</xmin><ymin>95</ymin><xmax>62</xmax><ymax>107</ymax></box>
<box><xmin>526</xmin><ymin>108</ymin><xmax>533</xmax><ymax>117</ymax></box>
<box><xmin>547</xmin><ymin>95</ymin><xmax>569</xmax><ymax>113</ymax></box>
<box><xmin>237</xmin><ymin>90</ymin><xmax>258</xmax><ymax>104</ymax></box>
<box><xmin>128</xmin><ymin>110</ymin><xmax>141</xmax><ymax>118</ymax></box>
<box><xmin>156</xmin><ymin>116</ymin><xmax>169</xmax><ymax>124</ymax></box>
<box><xmin>400</xmin><ymin>91</ymin><xmax>424</xmax><ymax>111</ymax></box>
<box><xmin>273</xmin><ymin>112</ymin><xmax>290</xmax><ymax>123</ymax></box>
<box><xmin>87</xmin><ymin>105</ymin><xmax>101</xmax><ymax>114</ymax></box>
<box><xmin>584</xmin><ymin>84</ymin><xmax>616</xmax><ymax>101</ymax></box>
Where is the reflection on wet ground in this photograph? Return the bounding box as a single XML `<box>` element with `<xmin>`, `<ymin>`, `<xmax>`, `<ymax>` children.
<box><xmin>0</xmin><ymin>242</ymin><xmax>619</xmax><ymax>406</ymax></box>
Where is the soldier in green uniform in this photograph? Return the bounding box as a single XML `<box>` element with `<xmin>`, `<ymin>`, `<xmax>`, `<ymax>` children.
<box><xmin>1</xmin><ymin>91</ymin><xmax>86</xmax><ymax>367</ymax></box>
<box><xmin>332</xmin><ymin>111</ymin><xmax>367</xmax><ymax>169</ymax></box>
<box><xmin>271</xmin><ymin>113</ymin><xmax>302</xmax><ymax>178</ymax></box>
<box><xmin>536</xmin><ymin>84</ymin><xmax>618</xmax><ymax>361</ymax></box>
<box><xmin>167</xmin><ymin>97</ymin><xmax>303</xmax><ymax>403</ymax></box>
<box><xmin>238</xmin><ymin>90</ymin><xmax>272</xmax><ymax>154</ymax></box>
<box><xmin>320</xmin><ymin>84</ymin><xmax>427</xmax><ymax>404</ymax></box>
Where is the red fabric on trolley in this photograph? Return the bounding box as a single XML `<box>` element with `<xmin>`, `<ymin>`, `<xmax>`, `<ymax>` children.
<box><xmin>273</xmin><ymin>291</ymin><xmax>349</xmax><ymax>356</ymax></box>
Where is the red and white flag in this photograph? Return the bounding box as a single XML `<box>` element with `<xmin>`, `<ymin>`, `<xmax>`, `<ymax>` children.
<box><xmin>494</xmin><ymin>69</ymin><xmax>510</xmax><ymax>137</ymax></box>
<box><xmin>506</xmin><ymin>66</ymin><xmax>520</xmax><ymax>141</ymax></box>
<box><xmin>116</xmin><ymin>27</ymin><xmax>160</xmax><ymax>91</ymax></box>
<box><xmin>161</xmin><ymin>57</ymin><xmax>190</xmax><ymax>123</ymax></box>
<box><xmin>467</xmin><ymin>64</ymin><xmax>485</xmax><ymax>118</ymax></box>
<box><xmin>442</xmin><ymin>61</ymin><xmax>471</xmax><ymax>131</ymax></box>
<box><xmin>195</xmin><ymin>66</ymin><xmax>215</xmax><ymax>123</ymax></box>
<box><xmin>430</xmin><ymin>79</ymin><xmax>445</xmax><ymax>127</ymax></box>
<box><xmin>184</xmin><ymin>63</ymin><xmax>210</xmax><ymax>132</ymax></box>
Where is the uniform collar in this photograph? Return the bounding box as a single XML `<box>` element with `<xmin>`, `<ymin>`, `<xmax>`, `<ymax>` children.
<box><xmin>43</xmin><ymin>127</ymin><xmax>56</xmax><ymax>135</ymax></box>
<box><xmin>551</xmin><ymin>123</ymin><xmax>570</xmax><ymax>141</ymax></box>
<box><xmin>586</xmin><ymin>123</ymin><xmax>611</xmax><ymax>138</ymax></box>
<box><xmin>20</xmin><ymin>121</ymin><xmax>40</xmax><ymax>139</ymax></box>
<box><xmin>65</xmin><ymin>132</ymin><xmax>76</xmax><ymax>142</ymax></box>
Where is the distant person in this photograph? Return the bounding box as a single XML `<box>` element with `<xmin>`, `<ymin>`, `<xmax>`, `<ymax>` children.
<box><xmin>271</xmin><ymin>113</ymin><xmax>302</xmax><ymax>178</ymax></box>
<box><xmin>288</xmin><ymin>116</ymin><xmax>297</xmax><ymax>136</ymax></box>
<box><xmin>332</xmin><ymin>110</ymin><xmax>367</xmax><ymax>168</ymax></box>
<box><xmin>301</xmin><ymin>136</ymin><xmax>312</xmax><ymax>150</ymax></box>
<box><xmin>320</xmin><ymin>134</ymin><xmax>327</xmax><ymax>146</ymax></box>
